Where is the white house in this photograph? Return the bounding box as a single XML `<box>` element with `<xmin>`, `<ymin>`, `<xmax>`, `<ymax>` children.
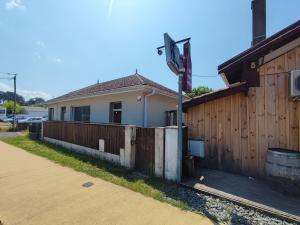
<box><xmin>0</xmin><ymin>106</ymin><xmax>6</xmax><ymax>119</ymax></box>
<box><xmin>46</xmin><ymin>73</ymin><xmax>180</xmax><ymax>127</ymax></box>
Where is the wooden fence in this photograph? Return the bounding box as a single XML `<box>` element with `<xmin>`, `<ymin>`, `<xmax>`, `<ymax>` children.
<box><xmin>135</xmin><ymin>126</ymin><xmax>188</xmax><ymax>175</ymax></box>
<box><xmin>43</xmin><ymin>121</ymin><xmax>189</xmax><ymax>178</ymax></box>
<box><xmin>29</xmin><ymin>123</ymin><xmax>42</xmax><ymax>139</ymax></box>
<box><xmin>135</xmin><ymin>127</ymin><xmax>156</xmax><ymax>174</ymax></box>
<box><xmin>43</xmin><ymin>121</ymin><xmax>125</xmax><ymax>155</ymax></box>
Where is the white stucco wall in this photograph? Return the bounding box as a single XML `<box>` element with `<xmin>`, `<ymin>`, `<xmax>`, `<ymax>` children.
<box><xmin>165</xmin><ymin>126</ymin><xmax>181</xmax><ymax>182</ymax></box>
<box><xmin>48</xmin><ymin>91</ymin><xmax>178</xmax><ymax>127</ymax></box>
<box><xmin>48</xmin><ymin>91</ymin><xmax>145</xmax><ymax>126</ymax></box>
<box><xmin>147</xmin><ymin>94</ymin><xmax>177</xmax><ymax>127</ymax></box>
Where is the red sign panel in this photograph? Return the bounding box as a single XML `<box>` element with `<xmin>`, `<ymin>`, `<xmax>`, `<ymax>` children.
<box><xmin>183</xmin><ymin>42</ymin><xmax>192</xmax><ymax>93</ymax></box>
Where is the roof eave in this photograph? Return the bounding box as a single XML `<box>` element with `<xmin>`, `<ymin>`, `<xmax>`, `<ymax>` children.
<box><xmin>183</xmin><ymin>82</ymin><xmax>249</xmax><ymax>111</ymax></box>
<box><xmin>218</xmin><ymin>20</ymin><xmax>300</xmax><ymax>74</ymax></box>
<box><xmin>46</xmin><ymin>85</ymin><xmax>148</xmax><ymax>105</ymax></box>
<box><xmin>46</xmin><ymin>84</ymin><xmax>180</xmax><ymax>105</ymax></box>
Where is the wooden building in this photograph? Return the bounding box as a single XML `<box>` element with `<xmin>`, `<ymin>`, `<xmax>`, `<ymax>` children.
<box><xmin>183</xmin><ymin>20</ymin><xmax>300</xmax><ymax>177</ymax></box>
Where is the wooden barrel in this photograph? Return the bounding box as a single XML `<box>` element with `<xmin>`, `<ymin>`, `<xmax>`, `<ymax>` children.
<box><xmin>265</xmin><ymin>148</ymin><xmax>300</xmax><ymax>196</ymax></box>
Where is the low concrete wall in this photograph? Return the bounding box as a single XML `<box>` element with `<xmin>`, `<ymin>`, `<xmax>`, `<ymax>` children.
<box><xmin>155</xmin><ymin>127</ymin><xmax>164</xmax><ymax>177</ymax></box>
<box><xmin>164</xmin><ymin>126</ymin><xmax>181</xmax><ymax>182</ymax></box>
<box><xmin>44</xmin><ymin>137</ymin><xmax>120</xmax><ymax>164</ymax></box>
<box><xmin>124</xmin><ymin>125</ymin><xmax>136</xmax><ymax>168</ymax></box>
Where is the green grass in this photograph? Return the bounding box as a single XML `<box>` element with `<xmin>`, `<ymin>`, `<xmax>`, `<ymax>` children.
<box><xmin>0</xmin><ymin>135</ymin><xmax>192</xmax><ymax>212</ymax></box>
<box><xmin>0</xmin><ymin>122</ymin><xmax>11</xmax><ymax>132</ymax></box>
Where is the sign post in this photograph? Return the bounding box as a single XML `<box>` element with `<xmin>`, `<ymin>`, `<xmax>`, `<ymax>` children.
<box><xmin>157</xmin><ymin>33</ymin><xmax>191</xmax><ymax>182</ymax></box>
<box><xmin>177</xmin><ymin>73</ymin><xmax>183</xmax><ymax>182</ymax></box>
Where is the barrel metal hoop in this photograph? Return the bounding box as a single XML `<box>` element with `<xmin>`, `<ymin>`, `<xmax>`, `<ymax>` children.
<box><xmin>265</xmin><ymin>160</ymin><xmax>300</xmax><ymax>169</ymax></box>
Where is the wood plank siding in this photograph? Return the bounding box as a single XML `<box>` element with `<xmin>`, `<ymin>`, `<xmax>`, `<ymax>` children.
<box><xmin>186</xmin><ymin>47</ymin><xmax>300</xmax><ymax>177</ymax></box>
<box><xmin>135</xmin><ymin>127</ymin><xmax>156</xmax><ymax>174</ymax></box>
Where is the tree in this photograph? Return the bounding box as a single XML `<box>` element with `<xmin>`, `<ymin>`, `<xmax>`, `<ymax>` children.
<box><xmin>185</xmin><ymin>86</ymin><xmax>213</xmax><ymax>98</ymax></box>
<box><xmin>2</xmin><ymin>101</ymin><xmax>24</xmax><ymax>114</ymax></box>
<box><xmin>0</xmin><ymin>91</ymin><xmax>25</xmax><ymax>105</ymax></box>
<box><xmin>25</xmin><ymin>97</ymin><xmax>45</xmax><ymax>106</ymax></box>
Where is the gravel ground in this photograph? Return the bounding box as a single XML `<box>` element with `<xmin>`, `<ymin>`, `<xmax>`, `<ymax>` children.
<box><xmin>164</xmin><ymin>187</ymin><xmax>297</xmax><ymax>225</ymax></box>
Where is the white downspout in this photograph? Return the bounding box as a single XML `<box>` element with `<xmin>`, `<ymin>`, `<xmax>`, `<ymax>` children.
<box><xmin>144</xmin><ymin>89</ymin><xmax>155</xmax><ymax>127</ymax></box>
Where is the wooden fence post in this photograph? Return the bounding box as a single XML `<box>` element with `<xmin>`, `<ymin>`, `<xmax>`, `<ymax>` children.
<box><xmin>40</xmin><ymin>122</ymin><xmax>44</xmax><ymax>140</ymax></box>
<box><xmin>155</xmin><ymin>127</ymin><xmax>165</xmax><ymax>177</ymax></box>
<box><xmin>123</xmin><ymin>125</ymin><xmax>136</xmax><ymax>169</ymax></box>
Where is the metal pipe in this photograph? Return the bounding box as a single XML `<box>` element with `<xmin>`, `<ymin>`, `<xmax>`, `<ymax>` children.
<box><xmin>177</xmin><ymin>73</ymin><xmax>183</xmax><ymax>182</ymax></box>
<box><xmin>144</xmin><ymin>89</ymin><xmax>156</xmax><ymax>127</ymax></box>
<box><xmin>13</xmin><ymin>75</ymin><xmax>16</xmax><ymax>127</ymax></box>
<box><xmin>251</xmin><ymin>0</ymin><xmax>266</xmax><ymax>46</ymax></box>
<box><xmin>157</xmin><ymin>37</ymin><xmax>191</xmax><ymax>51</ymax></box>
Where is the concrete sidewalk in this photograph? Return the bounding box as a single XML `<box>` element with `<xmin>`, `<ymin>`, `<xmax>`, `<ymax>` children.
<box><xmin>0</xmin><ymin>141</ymin><xmax>212</xmax><ymax>225</ymax></box>
<box><xmin>0</xmin><ymin>132</ymin><xmax>22</xmax><ymax>138</ymax></box>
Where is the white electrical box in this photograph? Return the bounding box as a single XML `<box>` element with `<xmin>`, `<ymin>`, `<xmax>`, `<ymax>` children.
<box><xmin>289</xmin><ymin>70</ymin><xmax>300</xmax><ymax>97</ymax></box>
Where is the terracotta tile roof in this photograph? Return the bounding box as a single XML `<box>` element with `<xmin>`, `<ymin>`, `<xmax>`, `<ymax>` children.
<box><xmin>48</xmin><ymin>74</ymin><xmax>178</xmax><ymax>103</ymax></box>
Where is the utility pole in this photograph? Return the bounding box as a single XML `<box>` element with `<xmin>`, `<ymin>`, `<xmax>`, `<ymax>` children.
<box><xmin>13</xmin><ymin>74</ymin><xmax>17</xmax><ymax>127</ymax></box>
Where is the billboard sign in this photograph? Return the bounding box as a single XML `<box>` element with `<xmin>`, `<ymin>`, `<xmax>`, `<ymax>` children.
<box><xmin>183</xmin><ymin>42</ymin><xmax>192</xmax><ymax>93</ymax></box>
<box><xmin>164</xmin><ymin>33</ymin><xmax>183</xmax><ymax>75</ymax></box>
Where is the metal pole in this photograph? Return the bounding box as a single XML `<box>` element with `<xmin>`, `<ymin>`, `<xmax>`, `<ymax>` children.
<box><xmin>157</xmin><ymin>37</ymin><xmax>191</xmax><ymax>51</ymax></box>
<box><xmin>177</xmin><ymin>73</ymin><xmax>183</xmax><ymax>182</ymax></box>
<box><xmin>13</xmin><ymin>75</ymin><xmax>16</xmax><ymax>128</ymax></box>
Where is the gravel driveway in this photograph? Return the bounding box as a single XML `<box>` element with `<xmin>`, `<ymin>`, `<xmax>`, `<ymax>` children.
<box><xmin>165</xmin><ymin>187</ymin><xmax>297</xmax><ymax>225</ymax></box>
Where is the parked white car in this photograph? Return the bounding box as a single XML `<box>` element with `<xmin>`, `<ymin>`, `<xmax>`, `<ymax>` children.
<box><xmin>18</xmin><ymin>117</ymin><xmax>45</xmax><ymax>124</ymax></box>
<box><xmin>2</xmin><ymin>114</ymin><xmax>28</xmax><ymax>123</ymax></box>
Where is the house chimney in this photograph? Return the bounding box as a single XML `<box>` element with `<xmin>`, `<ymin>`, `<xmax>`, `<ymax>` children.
<box><xmin>251</xmin><ymin>0</ymin><xmax>266</xmax><ymax>46</ymax></box>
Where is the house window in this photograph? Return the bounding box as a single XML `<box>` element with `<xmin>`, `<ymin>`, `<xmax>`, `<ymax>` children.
<box><xmin>49</xmin><ymin>108</ymin><xmax>54</xmax><ymax>121</ymax></box>
<box><xmin>109</xmin><ymin>102</ymin><xmax>122</xmax><ymax>124</ymax></box>
<box><xmin>71</xmin><ymin>106</ymin><xmax>90</xmax><ymax>122</ymax></box>
<box><xmin>60</xmin><ymin>106</ymin><xmax>66</xmax><ymax>121</ymax></box>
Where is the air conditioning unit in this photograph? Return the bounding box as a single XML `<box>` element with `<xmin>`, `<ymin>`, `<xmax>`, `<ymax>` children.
<box><xmin>289</xmin><ymin>70</ymin><xmax>300</xmax><ymax>97</ymax></box>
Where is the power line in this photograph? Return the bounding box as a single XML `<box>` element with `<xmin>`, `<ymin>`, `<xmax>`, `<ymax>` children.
<box><xmin>192</xmin><ymin>74</ymin><xmax>219</xmax><ymax>78</ymax></box>
<box><xmin>0</xmin><ymin>77</ymin><xmax>14</xmax><ymax>80</ymax></box>
<box><xmin>0</xmin><ymin>72</ymin><xmax>17</xmax><ymax>76</ymax></box>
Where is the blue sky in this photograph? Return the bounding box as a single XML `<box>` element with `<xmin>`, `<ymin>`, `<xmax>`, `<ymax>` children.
<box><xmin>0</xmin><ymin>0</ymin><xmax>299</xmax><ymax>100</ymax></box>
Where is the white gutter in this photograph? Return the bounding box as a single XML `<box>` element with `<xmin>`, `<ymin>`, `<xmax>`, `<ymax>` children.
<box><xmin>143</xmin><ymin>89</ymin><xmax>155</xmax><ymax>127</ymax></box>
